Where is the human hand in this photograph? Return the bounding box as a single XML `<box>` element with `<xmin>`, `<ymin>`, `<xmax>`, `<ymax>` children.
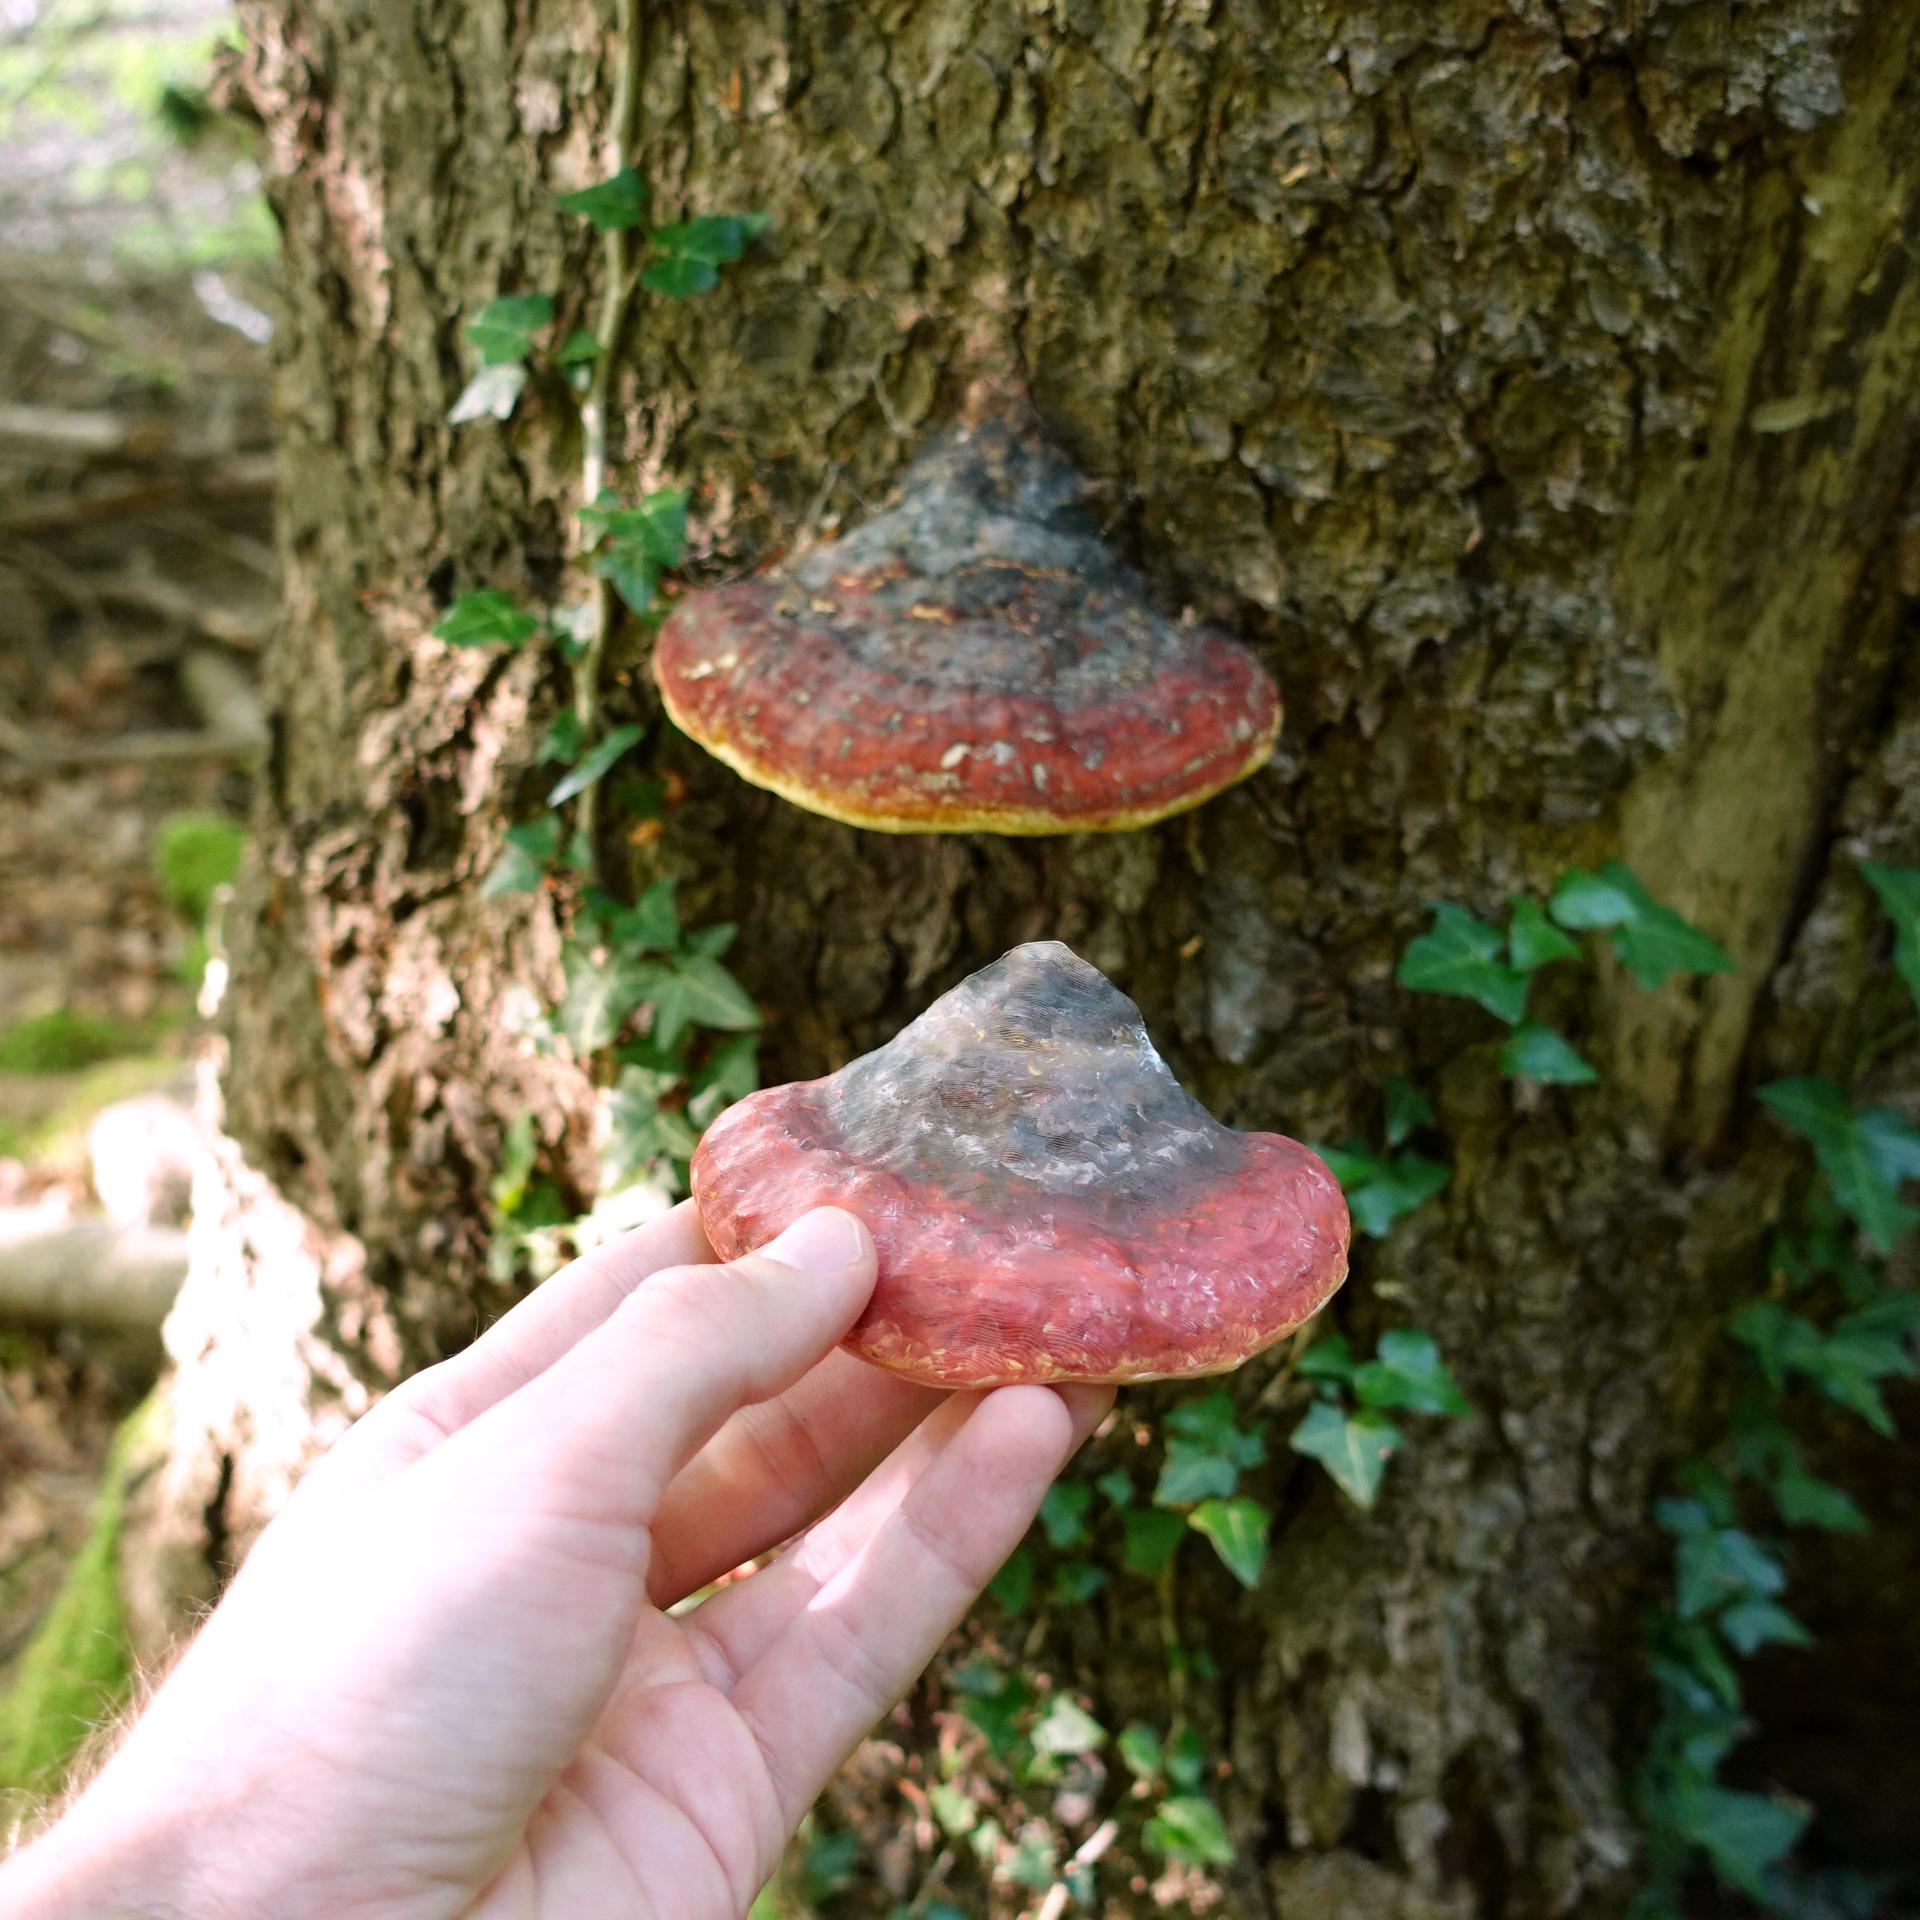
<box><xmin>3</xmin><ymin>1202</ymin><xmax>1111</xmax><ymax>1919</ymax></box>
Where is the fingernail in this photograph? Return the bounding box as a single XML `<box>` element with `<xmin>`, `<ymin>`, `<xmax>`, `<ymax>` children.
<box><xmin>757</xmin><ymin>1207</ymin><xmax>865</xmax><ymax>1274</ymax></box>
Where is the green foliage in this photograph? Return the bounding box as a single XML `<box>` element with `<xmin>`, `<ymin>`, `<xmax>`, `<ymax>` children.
<box><xmin>1188</xmin><ymin>1497</ymin><xmax>1270</xmax><ymax>1589</ymax></box>
<box><xmin>1499</xmin><ymin>1022</ymin><xmax>1597</xmax><ymax>1085</ymax></box>
<box><xmin>481</xmin><ymin>819</ymin><xmax>565</xmax><ymax>898</ymax></box>
<box><xmin>1507</xmin><ymin>896</ymin><xmax>1581</xmax><ymax>971</ymax></box>
<box><xmin>1548</xmin><ymin>861</ymin><xmax>1733</xmax><ymax>989</ymax></box>
<box><xmin>1143</xmin><ymin>1794</ymin><xmax>1235</xmax><ymax>1868</ymax></box>
<box><xmin>549</xmin><ymin>723</ymin><xmax>645</xmax><ymax>807</ymax></box>
<box><xmin>1290</xmin><ymin>1326</ymin><xmax>1468</xmax><ymax>1509</ymax></box>
<box><xmin>465</xmin><ymin>292</ymin><xmax>554</xmax><ymax>365</ymax></box>
<box><xmin>579</xmin><ymin>488</ymin><xmax>689</xmax><ymax>616</ymax></box>
<box><xmin>1317</xmin><ymin>1138</ymin><xmax>1450</xmax><ymax>1238</ymax></box>
<box><xmin>0</xmin><ymin>1396</ymin><xmax>155</xmax><ymax>1797</ymax></box>
<box><xmin>1352</xmin><ymin>1329</ymin><xmax>1471</xmax><ymax>1416</ymax></box>
<box><xmin>643</xmin><ymin>211</ymin><xmax>771</xmax><ymax>297</ymax></box>
<box><xmin>555</xmin><ymin>165</ymin><xmax>649</xmax><ymax>231</ymax></box>
<box><xmin>1289</xmin><ymin>1401</ymin><xmax>1402</xmax><ymax>1509</ymax></box>
<box><xmin>1038</xmin><ymin>1483</ymin><xmax>1092</xmax><ymax>1551</ymax></box>
<box><xmin>1396</xmin><ymin>902</ymin><xmax>1530</xmax><ymax>1023</ymax></box>
<box><xmin>1382</xmin><ymin>1075</ymin><xmax>1434</xmax><ymax>1146</ymax></box>
<box><xmin>1030</xmin><ymin>1696</ymin><xmax>1106</xmax><ymax>1757</ymax></box>
<box><xmin>152</xmin><ymin>811</ymin><xmax>245</xmax><ymax>922</ymax></box>
<box><xmin>0</xmin><ymin>1008</ymin><xmax>148</xmax><ymax>1075</ymax></box>
<box><xmin>1758</xmin><ymin>1078</ymin><xmax>1920</xmax><ymax>1254</ymax></box>
<box><xmin>1121</xmin><ymin>1508</ymin><xmax>1186</xmax><ymax>1576</ymax></box>
<box><xmin>433</xmin><ymin>588</ymin><xmax>540</xmax><ymax>649</ymax></box>
<box><xmin>987</xmin><ymin>1547</ymin><xmax>1033</xmax><ymax>1613</ymax></box>
<box><xmin>1860</xmin><ymin>861</ymin><xmax>1920</xmax><ymax>1009</ymax></box>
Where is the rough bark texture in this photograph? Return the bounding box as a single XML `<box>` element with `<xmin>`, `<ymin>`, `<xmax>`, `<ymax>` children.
<box><xmin>129</xmin><ymin>3</ymin><xmax>1920</xmax><ymax>1916</ymax></box>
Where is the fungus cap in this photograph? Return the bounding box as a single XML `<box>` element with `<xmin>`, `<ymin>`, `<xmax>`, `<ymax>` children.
<box><xmin>692</xmin><ymin>941</ymin><xmax>1349</xmax><ymax>1387</ymax></box>
<box><xmin>653</xmin><ymin>418</ymin><xmax>1281</xmax><ymax>834</ymax></box>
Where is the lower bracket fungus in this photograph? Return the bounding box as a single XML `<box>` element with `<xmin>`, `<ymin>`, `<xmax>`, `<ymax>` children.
<box><xmin>653</xmin><ymin>414</ymin><xmax>1281</xmax><ymax>834</ymax></box>
<box><xmin>692</xmin><ymin>941</ymin><xmax>1349</xmax><ymax>1387</ymax></box>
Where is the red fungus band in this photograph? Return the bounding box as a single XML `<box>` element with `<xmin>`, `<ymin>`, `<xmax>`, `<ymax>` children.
<box><xmin>652</xmin><ymin>417</ymin><xmax>1282</xmax><ymax>835</ymax></box>
<box><xmin>693</xmin><ymin>941</ymin><xmax>1350</xmax><ymax>1388</ymax></box>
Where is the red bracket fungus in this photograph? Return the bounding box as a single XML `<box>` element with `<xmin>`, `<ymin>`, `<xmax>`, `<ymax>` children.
<box><xmin>653</xmin><ymin>415</ymin><xmax>1282</xmax><ymax>833</ymax></box>
<box><xmin>692</xmin><ymin>941</ymin><xmax>1349</xmax><ymax>1388</ymax></box>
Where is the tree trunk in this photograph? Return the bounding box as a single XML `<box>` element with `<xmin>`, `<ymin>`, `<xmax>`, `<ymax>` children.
<box><xmin>129</xmin><ymin>3</ymin><xmax>1920</xmax><ymax>1916</ymax></box>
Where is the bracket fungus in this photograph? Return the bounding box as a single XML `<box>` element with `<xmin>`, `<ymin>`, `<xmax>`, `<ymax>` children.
<box><xmin>693</xmin><ymin>941</ymin><xmax>1349</xmax><ymax>1387</ymax></box>
<box><xmin>653</xmin><ymin>416</ymin><xmax>1281</xmax><ymax>833</ymax></box>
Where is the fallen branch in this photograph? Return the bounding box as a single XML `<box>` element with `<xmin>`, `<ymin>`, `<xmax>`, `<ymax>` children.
<box><xmin>0</xmin><ymin>1215</ymin><xmax>186</xmax><ymax>1334</ymax></box>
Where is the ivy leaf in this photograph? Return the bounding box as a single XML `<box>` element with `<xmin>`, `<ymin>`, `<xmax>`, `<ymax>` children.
<box><xmin>1289</xmin><ymin>1402</ymin><xmax>1402</xmax><ymax>1509</ymax></box>
<box><xmin>1122</xmin><ymin>1507</ymin><xmax>1187</xmax><ymax>1576</ymax></box>
<box><xmin>1383</xmin><ymin>1076</ymin><xmax>1435</xmax><ymax>1147</ymax></box>
<box><xmin>1031</xmin><ymin>1697</ymin><xmax>1107</xmax><ymax>1757</ymax></box>
<box><xmin>1297</xmin><ymin>1333</ymin><xmax>1359</xmax><ymax>1385</ymax></box>
<box><xmin>548</xmin><ymin>723</ymin><xmax>645</xmax><ymax>806</ymax></box>
<box><xmin>1352</xmin><ymin>1328</ymin><xmax>1470</xmax><ymax>1416</ymax></box>
<box><xmin>1189</xmin><ymin>1496</ymin><xmax>1271</xmax><ymax>1590</ymax></box>
<box><xmin>1121</xmin><ymin>1512</ymin><xmax>1182</xmax><ymax>1574</ymax></box>
<box><xmin>1346</xmin><ymin>1151</ymin><xmax>1450</xmax><ymax>1238</ymax></box>
<box><xmin>1673</xmin><ymin>1527</ymin><xmax>1786</xmax><ymax>1621</ymax></box>
<box><xmin>1117</xmin><ymin>1724</ymin><xmax>1164</xmax><ymax>1779</ymax></box>
<box><xmin>1397</xmin><ymin>903</ymin><xmax>1531</xmax><ymax>1024</ymax></box>
<box><xmin>1143</xmin><ymin>1795</ymin><xmax>1235</xmax><ymax>1868</ymax></box>
<box><xmin>1499</xmin><ymin>1022</ymin><xmax>1598</xmax><ymax>1085</ymax></box>
<box><xmin>579</xmin><ymin>489</ymin><xmax>690</xmax><ymax>563</ymax></box>
<box><xmin>1675</xmin><ymin>1783</ymin><xmax>1809</xmax><ymax>1902</ymax></box>
<box><xmin>1613</xmin><ymin>906</ymin><xmax>1737</xmax><ymax>991</ymax></box>
<box><xmin>464</xmin><ymin>293</ymin><xmax>554</xmax><ymax>366</ymax></box>
<box><xmin>606</xmin><ymin>877</ymin><xmax>680</xmax><ymax>952</ymax></box>
<box><xmin>540</xmin><ymin>710</ymin><xmax>586</xmax><ymax>765</ymax></box>
<box><xmin>631</xmin><ymin>953</ymin><xmax>761</xmax><ymax>1051</ymax></box>
<box><xmin>1759</xmin><ymin>1078</ymin><xmax>1920</xmax><ymax>1252</ymax></box>
<box><xmin>1314</xmin><ymin>1139</ymin><xmax>1386</xmax><ymax>1188</ymax></box>
<box><xmin>1095</xmin><ymin>1468</ymin><xmax>1135</xmax><ymax>1508</ymax></box>
<box><xmin>448</xmin><ymin>362</ymin><xmax>527</xmax><ymax>424</ymax></box>
<box><xmin>480</xmin><ymin>818</ymin><xmax>563</xmax><ymax>898</ymax></box>
<box><xmin>1508</xmin><ymin>897</ymin><xmax>1581</xmax><ymax>970</ymax></box>
<box><xmin>1772</xmin><ymin>1464</ymin><xmax>1867</xmax><ymax>1533</ymax></box>
<box><xmin>600</xmin><ymin>1068</ymin><xmax>698</xmax><ymax>1187</ymax></box>
<box><xmin>1861</xmin><ymin>860</ymin><xmax>1920</xmax><ymax>1009</ymax></box>
<box><xmin>1154</xmin><ymin>1444</ymin><xmax>1243</xmax><ymax>1506</ymax></box>
<box><xmin>559</xmin><ymin>946</ymin><xmax>648</xmax><ymax>1054</ymax></box>
<box><xmin>555</xmin><ymin>165</ymin><xmax>649</xmax><ymax>231</ymax></box>
<box><xmin>1727</xmin><ymin>1300</ymin><xmax>1825</xmax><ymax>1396</ymax></box>
<box><xmin>645</xmin><ymin>211</ymin><xmax>771</xmax><ymax>298</ymax></box>
<box><xmin>1051</xmin><ymin>1560</ymin><xmax>1107</xmax><ymax>1606</ymax></box>
<box><xmin>653</xmin><ymin>211</ymin><xmax>770</xmax><ymax>261</ymax></box>
<box><xmin>555</xmin><ymin>328</ymin><xmax>603</xmax><ymax>368</ymax></box>
<box><xmin>1167</xmin><ymin>1727</ymin><xmax>1207</xmax><ymax>1788</ymax></box>
<box><xmin>1038</xmin><ymin>1482</ymin><xmax>1093</xmax><ymax>1550</ymax></box>
<box><xmin>687</xmin><ymin>1031</ymin><xmax>759</xmax><ymax>1129</ymax></box>
<box><xmin>1717</xmin><ymin>1597</ymin><xmax>1812</xmax><ymax>1657</ymax></box>
<box><xmin>641</xmin><ymin>253</ymin><xmax>719</xmax><ymax>299</ymax></box>
<box><xmin>987</xmin><ymin>1547</ymin><xmax>1032</xmax><ymax>1613</ymax></box>
<box><xmin>1548</xmin><ymin>866</ymin><xmax>1642</xmax><ymax>930</ymax></box>
<box><xmin>433</xmin><ymin>588</ymin><xmax>540</xmax><ymax>648</ymax></box>
<box><xmin>1165</xmin><ymin>1390</ymin><xmax>1265</xmax><ymax>1461</ymax></box>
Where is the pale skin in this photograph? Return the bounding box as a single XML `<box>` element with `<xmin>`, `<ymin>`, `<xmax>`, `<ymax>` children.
<box><xmin>0</xmin><ymin>1203</ymin><xmax>1112</xmax><ymax>1920</ymax></box>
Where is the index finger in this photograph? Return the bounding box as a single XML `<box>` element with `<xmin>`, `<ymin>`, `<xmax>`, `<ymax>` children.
<box><xmin>301</xmin><ymin>1201</ymin><xmax>719</xmax><ymax>1503</ymax></box>
<box><xmin>426</xmin><ymin>1208</ymin><xmax>879</xmax><ymax>1530</ymax></box>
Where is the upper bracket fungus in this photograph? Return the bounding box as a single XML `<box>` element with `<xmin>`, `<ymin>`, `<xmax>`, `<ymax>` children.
<box><xmin>653</xmin><ymin>415</ymin><xmax>1282</xmax><ymax>833</ymax></box>
<box><xmin>692</xmin><ymin>941</ymin><xmax>1349</xmax><ymax>1387</ymax></box>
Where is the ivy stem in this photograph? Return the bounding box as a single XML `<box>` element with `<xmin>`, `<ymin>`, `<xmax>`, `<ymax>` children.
<box><xmin>573</xmin><ymin>0</ymin><xmax>645</xmax><ymax>871</ymax></box>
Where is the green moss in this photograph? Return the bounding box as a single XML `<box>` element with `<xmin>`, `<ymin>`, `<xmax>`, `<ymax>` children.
<box><xmin>0</xmin><ymin>1395</ymin><xmax>158</xmax><ymax>1800</ymax></box>
<box><xmin>0</xmin><ymin>1009</ymin><xmax>147</xmax><ymax>1076</ymax></box>
<box><xmin>152</xmin><ymin>811</ymin><xmax>246</xmax><ymax>924</ymax></box>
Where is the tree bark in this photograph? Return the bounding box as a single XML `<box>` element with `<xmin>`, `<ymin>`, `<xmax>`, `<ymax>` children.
<box><xmin>128</xmin><ymin>3</ymin><xmax>1920</xmax><ymax>1915</ymax></box>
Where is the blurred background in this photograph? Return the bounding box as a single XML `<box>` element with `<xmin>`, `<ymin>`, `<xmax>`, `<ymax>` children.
<box><xmin>1</xmin><ymin>0</ymin><xmax>264</xmax><ymax>1777</ymax></box>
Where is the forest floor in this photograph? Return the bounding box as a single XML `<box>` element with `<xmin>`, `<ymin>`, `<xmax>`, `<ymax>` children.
<box><xmin>0</xmin><ymin>0</ymin><xmax>270</xmax><ymax>1775</ymax></box>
